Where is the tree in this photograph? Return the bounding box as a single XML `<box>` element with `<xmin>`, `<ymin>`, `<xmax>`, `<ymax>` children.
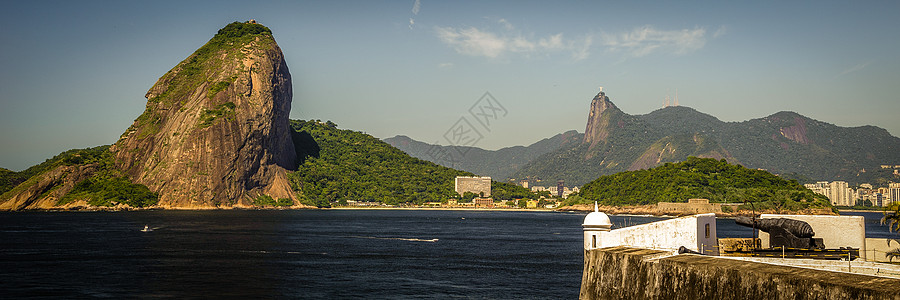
<box><xmin>884</xmin><ymin>239</ymin><xmax>900</xmax><ymax>262</ymax></box>
<box><xmin>882</xmin><ymin>202</ymin><xmax>900</xmax><ymax>232</ymax></box>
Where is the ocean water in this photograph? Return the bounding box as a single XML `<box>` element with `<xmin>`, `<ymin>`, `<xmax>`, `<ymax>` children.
<box><xmin>0</xmin><ymin>210</ymin><xmax>896</xmax><ymax>299</ymax></box>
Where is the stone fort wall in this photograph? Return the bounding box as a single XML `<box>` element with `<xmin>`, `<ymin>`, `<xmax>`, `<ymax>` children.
<box><xmin>580</xmin><ymin>246</ymin><xmax>900</xmax><ymax>299</ymax></box>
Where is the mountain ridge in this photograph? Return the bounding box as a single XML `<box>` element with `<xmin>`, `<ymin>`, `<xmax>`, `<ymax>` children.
<box><xmin>383</xmin><ymin>130</ymin><xmax>582</xmax><ymax>180</ymax></box>
<box><xmin>513</xmin><ymin>91</ymin><xmax>900</xmax><ymax>186</ymax></box>
<box><xmin>389</xmin><ymin>91</ymin><xmax>900</xmax><ymax>187</ymax></box>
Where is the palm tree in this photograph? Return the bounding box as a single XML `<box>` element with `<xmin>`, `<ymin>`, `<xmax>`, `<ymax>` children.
<box><xmin>886</xmin><ymin>248</ymin><xmax>900</xmax><ymax>262</ymax></box>
<box><xmin>881</xmin><ymin>202</ymin><xmax>900</xmax><ymax>232</ymax></box>
<box><xmin>880</xmin><ymin>205</ymin><xmax>900</xmax><ymax>262</ymax></box>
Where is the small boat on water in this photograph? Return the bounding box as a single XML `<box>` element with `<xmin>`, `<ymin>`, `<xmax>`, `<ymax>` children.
<box><xmin>141</xmin><ymin>225</ymin><xmax>152</xmax><ymax>232</ymax></box>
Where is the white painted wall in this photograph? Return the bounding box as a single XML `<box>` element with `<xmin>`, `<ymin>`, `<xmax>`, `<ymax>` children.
<box><xmin>589</xmin><ymin>213</ymin><xmax>718</xmax><ymax>255</ymax></box>
<box><xmin>865</xmin><ymin>238</ymin><xmax>900</xmax><ymax>262</ymax></box>
<box><xmin>758</xmin><ymin>214</ymin><xmax>866</xmax><ymax>260</ymax></box>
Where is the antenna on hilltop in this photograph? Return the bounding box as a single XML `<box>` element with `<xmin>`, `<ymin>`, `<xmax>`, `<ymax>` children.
<box><xmin>674</xmin><ymin>89</ymin><xmax>679</xmax><ymax>106</ymax></box>
<box><xmin>664</xmin><ymin>89</ymin><xmax>670</xmax><ymax>108</ymax></box>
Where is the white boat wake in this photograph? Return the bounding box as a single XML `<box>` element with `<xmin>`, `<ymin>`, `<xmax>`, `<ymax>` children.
<box><xmin>140</xmin><ymin>225</ymin><xmax>165</xmax><ymax>232</ymax></box>
<box><xmin>349</xmin><ymin>236</ymin><xmax>439</xmax><ymax>242</ymax></box>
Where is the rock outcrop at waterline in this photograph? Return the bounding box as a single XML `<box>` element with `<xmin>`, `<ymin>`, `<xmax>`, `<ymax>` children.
<box><xmin>0</xmin><ymin>164</ymin><xmax>99</xmax><ymax>210</ymax></box>
<box><xmin>112</xmin><ymin>21</ymin><xmax>299</xmax><ymax>208</ymax></box>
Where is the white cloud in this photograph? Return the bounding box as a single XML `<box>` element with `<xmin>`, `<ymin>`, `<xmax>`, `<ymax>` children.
<box><xmin>838</xmin><ymin>61</ymin><xmax>872</xmax><ymax>77</ymax></box>
<box><xmin>438</xmin><ymin>62</ymin><xmax>453</xmax><ymax>69</ymax></box>
<box><xmin>409</xmin><ymin>18</ymin><xmax>415</xmax><ymax>29</ymax></box>
<box><xmin>435</xmin><ymin>21</ymin><xmax>712</xmax><ymax>61</ymax></box>
<box><xmin>539</xmin><ymin>33</ymin><xmax>564</xmax><ymax>50</ymax></box>
<box><xmin>713</xmin><ymin>25</ymin><xmax>727</xmax><ymax>38</ymax></box>
<box><xmin>435</xmin><ymin>22</ymin><xmax>591</xmax><ymax>60</ymax></box>
<box><xmin>412</xmin><ymin>0</ymin><xmax>421</xmax><ymax>15</ymax></box>
<box><xmin>436</xmin><ymin>26</ymin><xmax>508</xmax><ymax>58</ymax></box>
<box><xmin>571</xmin><ymin>36</ymin><xmax>592</xmax><ymax>61</ymax></box>
<box><xmin>510</xmin><ymin>36</ymin><xmax>535</xmax><ymax>52</ymax></box>
<box><xmin>498</xmin><ymin>18</ymin><xmax>514</xmax><ymax>31</ymax></box>
<box><xmin>602</xmin><ymin>25</ymin><xmax>707</xmax><ymax>57</ymax></box>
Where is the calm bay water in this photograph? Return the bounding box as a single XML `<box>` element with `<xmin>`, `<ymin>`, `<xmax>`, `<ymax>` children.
<box><xmin>0</xmin><ymin>210</ymin><xmax>896</xmax><ymax>299</ymax></box>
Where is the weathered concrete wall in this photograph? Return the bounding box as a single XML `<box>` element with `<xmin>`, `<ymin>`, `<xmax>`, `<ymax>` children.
<box><xmin>592</xmin><ymin>213</ymin><xmax>718</xmax><ymax>255</ymax></box>
<box><xmin>656</xmin><ymin>199</ymin><xmax>727</xmax><ymax>214</ymax></box>
<box><xmin>727</xmin><ymin>256</ymin><xmax>900</xmax><ymax>279</ymax></box>
<box><xmin>867</xmin><ymin>238</ymin><xmax>900</xmax><ymax>263</ymax></box>
<box><xmin>759</xmin><ymin>214</ymin><xmax>866</xmax><ymax>259</ymax></box>
<box><xmin>581</xmin><ymin>246</ymin><xmax>900</xmax><ymax>300</ymax></box>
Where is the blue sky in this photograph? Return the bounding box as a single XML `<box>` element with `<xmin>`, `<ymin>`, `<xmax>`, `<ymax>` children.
<box><xmin>1</xmin><ymin>1</ymin><xmax>898</xmax><ymax>171</ymax></box>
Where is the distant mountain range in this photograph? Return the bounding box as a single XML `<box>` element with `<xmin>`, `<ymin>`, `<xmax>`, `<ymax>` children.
<box><xmin>383</xmin><ymin>131</ymin><xmax>582</xmax><ymax>180</ymax></box>
<box><xmin>388</xmin><ymin>91</ymin><xmax>900</xmax><ymax>187</ymax></box>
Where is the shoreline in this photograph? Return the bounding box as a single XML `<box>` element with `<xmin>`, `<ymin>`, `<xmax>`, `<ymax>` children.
<box><xmin>1</xmin><ymin>206</ymin><xmax>562</xmax><ymax>213</ymax></box>
<box><xmin>556</xmin><ymin>204</ymin><xmax>837</xmax><ymax>218</ymax></box>
<box><xmin>327</xmin><ymin>207</ymin><xmax>556</xmax><ymax>212</ymax></box>
<box><xmin>838</xmin><ymin>209</ymin><xmax>888</xmax><ymax>213</ymax></box>
<box><xmin>3</xmin><ymin>205</ymin><xmax>860</xmax><ymax>216</ymax></box>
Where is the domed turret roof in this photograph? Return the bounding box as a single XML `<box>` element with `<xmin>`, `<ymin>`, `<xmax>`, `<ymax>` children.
<box><xmin>582</xmin><ymin>202</ymin><xmax>612</xmax><ymax>229</ymax></box>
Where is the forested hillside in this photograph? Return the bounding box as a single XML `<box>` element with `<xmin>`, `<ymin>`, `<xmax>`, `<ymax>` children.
<box><xmin>288</xmin><ymin>120</ymin><xmax>537</xmax><ymax>207</ymax></box>
<box><xmin>0</xmin><ymin>146</ymin><xmax>158</xmax><ymax>209</ymax></box>
<box><xmin>569</xmin><ymin>157</ymin><xmax>832</xmax><ymax>211</ymax></box>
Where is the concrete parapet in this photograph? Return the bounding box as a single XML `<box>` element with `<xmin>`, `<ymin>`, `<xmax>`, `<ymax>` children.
<box><xmin>866</xmin><ymin>238</ymin><xmax>900</xmax><ymax>263</ymax></box>
<box><xmin>759</xmin><ymin>214</ymin><xmax>866</xmax><ymax>259</ymax></box>
<box><xmin>581</xmin><ymin>246</ymin><xmax>900</xmax><ymax>300</ymax></box>
<box><xmin>723</xmin><ymin>256</ymin><xmax>900</xmax><ymax>279</ymax></box>
<box><xmin>656</xmin><ymin>198</ymin><xmax>732</xmax><ymax>214</ymax></box>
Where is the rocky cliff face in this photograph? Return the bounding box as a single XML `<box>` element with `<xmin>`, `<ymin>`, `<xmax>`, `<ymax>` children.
<box><xmin>112</xmin><ymin>21</ymin><xmax>298</xmax><ymax>208</ymax></box>
<box><xmin>583</xmin><ymin>91</ymin><xmax>620</xmax><ymax>150</ymax></box>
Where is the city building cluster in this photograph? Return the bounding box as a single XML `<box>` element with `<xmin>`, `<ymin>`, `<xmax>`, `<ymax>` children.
<box><xmin>805</xmin><ymin>181</ymin><xmax>900</xmax><ymax>207</ymax></box>
<box><xmin>530</xmin><ymin>185</ymin><xmax>579</xmax><ymax>199</ymax></box>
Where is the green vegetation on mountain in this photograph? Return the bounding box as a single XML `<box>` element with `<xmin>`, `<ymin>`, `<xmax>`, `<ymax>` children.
<box><xmin>42</xmin><ymin>147</ymin><xmax>158</xmax><ymax>208</ymax></box>
<box><xmin>0</xmin><ymin>146</ymin><xmax>158</xmax><ymax>208</ymax></box>
<box><xmin>492</xmin><ymin>181</ymin><xmax>545</xmax><ymax>200</ymax></box>
<box><xmin>147</xmin><ymin>22</ymin><xmax>272</xmax><ymax>107</ymax></box>
<box><xmin>512</xmin><ymin>92</ymin><xmax>900</xmax><ymax>186</ymax></box>
<box><xmin>197</xmin><ymin>102</ymin><xmax>236</xmax><ymax>128</ymax></box>
<box><xmin>567</xmin><ymin>157</ymin><xmax>832</xmax><ymax>211</ymax></box>
<box><xmin>122</xmin><ymin>22</ymin><xmax>271</xmax><ymax>139</ymax></box>
<box><xmin>60</xmin><ymin>176</ymin><xmax>158</xmax><ymax>208</ymax></box>
<box><xmin>252</xmin><ymin>194</ymin><xmax>293</xmax><ymax>207</ymax></box>
<box><xmin>0</xmin><ymin>168</ymin><xmax>26</xmax><ymax>196</ymax></box>
<box><xmin>1</xmin><ymin>146</ymin><xmax>111</xmax><ymax>198</ymax></box>
<box><xmin>287</xmin><ymin>120</ymin><xmax>541</xmax><ymax>208</ymax></box>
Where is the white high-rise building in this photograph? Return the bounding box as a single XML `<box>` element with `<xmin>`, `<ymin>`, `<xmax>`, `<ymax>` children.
<box><xmin>828</xmin><ymin>181</ymin><xmax>851</xmax><ymax>206</ymax></box>
<box><xmin>889</xmin><ymin>183</ymin><xmax>900</xmax><ymax>207</ymax></box>
<box><xmin>805</xmin><ymin>181</ymin><xmax>829</xmax><ymax>197</ymax></box>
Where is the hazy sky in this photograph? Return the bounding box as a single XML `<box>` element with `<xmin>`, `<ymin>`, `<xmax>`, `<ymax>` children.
<box><xmin>1</xmin><ymin>1</ymin><xmax>898</xmax><ymax>171</ymax></box>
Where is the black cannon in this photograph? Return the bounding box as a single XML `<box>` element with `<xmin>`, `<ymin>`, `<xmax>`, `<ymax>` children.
<box><xmin>735</xmin><ymin>217</ymin><xmax>825</xmax><ymax>249</ymax></box>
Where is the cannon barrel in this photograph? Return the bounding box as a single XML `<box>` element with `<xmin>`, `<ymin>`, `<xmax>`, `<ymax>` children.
<box><xmin>734</xmin><ymin>217</ymin><xmax>815</xmax><ymax>238</ymax></box>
